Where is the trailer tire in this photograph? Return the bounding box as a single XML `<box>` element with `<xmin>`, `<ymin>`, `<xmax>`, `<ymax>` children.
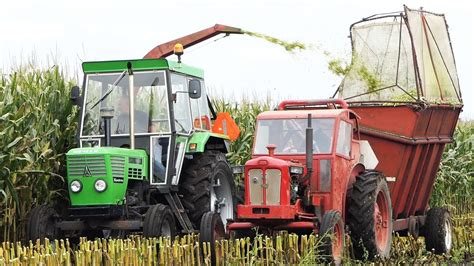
<box><xmin>348</xmin><ymin>171</ymin><xmax>392</xmax><ymax>260</ymax></box>
<box><xmin>179</xmin><ymin>151</ymin><xmax>236</xmax><ymax>229</ymax></box>
<box><xmin>318</xmin><ymin>210</ymin><xmax>344</xmax><ymax>265</ymax></box>
<box><xmin>27</xmin><ymin>205</ymin><xmax>60</xmax><ymax>242</ymax></box>
<box><xmin>424</xmin><ymin>207</ymin><xmax>452</xmax><ymax>254</ymax></box>
<box><xmin>200</xmin><ymin>211</ymin><xmax>225</xmax><ymax>264</ymax></box>
<box><xmin>143</xmin><ymin>204</ymin><xmax>176</xmax><ymax>238</ymax></box>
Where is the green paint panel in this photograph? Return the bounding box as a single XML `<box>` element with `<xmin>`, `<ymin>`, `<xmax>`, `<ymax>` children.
<box><xmin>82</xmin><ymin>59</ymin><xmax>204</xmax><ymax>78</ymax></box>
<box><xmin>186</xmin><ymin>132</ymin><xmax>230</xmax><ymax>153</ymax></box>
<box><xmin>67</xmin><ymin>147</ymin><xmax>148</xmax><ymax>206</ymax></box>
<box><xmin>168</xmin><ymin>61</ymin><xmax>204</xmax><ymax>79</ymax></box>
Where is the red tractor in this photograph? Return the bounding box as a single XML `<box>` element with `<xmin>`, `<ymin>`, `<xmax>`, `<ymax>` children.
<box><xmin>228</xmin><ymin>99</ymin><xmax>390</xmax><ymax>262</ymax></box>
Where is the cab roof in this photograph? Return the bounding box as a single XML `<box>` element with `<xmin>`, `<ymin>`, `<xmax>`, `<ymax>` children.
<box><xmin>257</xmin><ymin>109</ymin><xmax>352</xmax><ymax>120</ymax></box>
<box><xmin>82</xmin><ymin>58</ymin><xmax>204</xmax><ymax>79</ymax></box>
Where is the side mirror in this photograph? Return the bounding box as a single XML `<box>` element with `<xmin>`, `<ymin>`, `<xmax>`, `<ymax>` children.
<box><xmin>188</xmin><ymin>79</ymin><xmax>201</xmax><ymax>99</ymax></box>
<box><xmin>70</xmin><ymin>86</ymin><xmax>81</xmax><ymax>105</ymax></box>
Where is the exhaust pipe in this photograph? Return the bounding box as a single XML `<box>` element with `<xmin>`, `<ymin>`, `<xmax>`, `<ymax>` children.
<box><xmin>100</xmin><ymin>107</ymin><xmax>114</xmax><ymax>146</ymax></box>
<box><xmin>305</xmin><ymin>114</ymin><xmax>313</xmax><ymax>178</ymax></box>
<box><xmin>127</xmin><ymin>62</ymin><xmax>135</xmax><ymax>149</ymax></box>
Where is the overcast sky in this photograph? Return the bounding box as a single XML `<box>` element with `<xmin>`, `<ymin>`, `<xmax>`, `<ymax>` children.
<box><xmin>1</xmin><ymin>0</ymin><xmax>472</xmax><ymax>118</ymax></box>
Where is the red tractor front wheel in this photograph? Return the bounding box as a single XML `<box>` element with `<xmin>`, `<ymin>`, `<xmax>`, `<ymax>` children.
<box><xmin>348</xmin><ymin>171</ymin><xmax>393</xmax><ymax>260</ymax></box>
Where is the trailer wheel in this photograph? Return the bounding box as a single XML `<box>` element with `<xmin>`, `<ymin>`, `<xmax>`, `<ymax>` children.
<box><xmin>199</xmin><ymin>211</ymin><xmax>225</xmax><ymax>264</ymax></box>
<box><xmin>348</xmin><ymin>171</ymin><xmax>393</xmax><ymax>260</ymax></box>
<box><xmin>318</xmin><ymin>210</ymin><xmax>344</xmax><ymax>265</ymax></box>
<box><xmin>27</xmin><ymin>205</ymin><xmax>60</xmax><ymax>242</ymax></box>
<box><xmin>424</xmin><ymin>207</ymin><xmax>452</xmax><ymax>254</ymax></box>
<box><xmin>179</xmin><ymin>151</ymin><xmax>236</xmax><ymax>229</ymax></box>
<box><xmin>143</xmin><ymin>204</ymin><xmax>177</xmax><ymax>238</ymax></box>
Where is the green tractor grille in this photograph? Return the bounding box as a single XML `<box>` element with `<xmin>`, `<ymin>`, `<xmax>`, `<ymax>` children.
<box><xmin>128</xmin><ymin>168</ymin><xmax>143</xmax><ymax>179</ymax></box>
<box><xmin>68</xmin><ymin>156</ymin><xmax>106</xmax><ymax>177</ymax></box>
<box><xmin>111</xmin><ymin>156</ymin><xmax>126</xmax><ymax>178</ymax></box>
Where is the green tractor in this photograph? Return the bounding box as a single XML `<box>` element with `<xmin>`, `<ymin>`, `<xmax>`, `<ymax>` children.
<box><xmin>27</xmin><ymin>25</ymin><xmax>243</xmax><ymax>241</ymax></box>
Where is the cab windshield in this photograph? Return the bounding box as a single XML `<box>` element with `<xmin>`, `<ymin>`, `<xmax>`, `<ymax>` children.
<box><xmin>81</xmin><ymin>71</ymin><xmax>169</xmax><ymax>137</ymax></box>
<box><xmin>254</xmin><ymin>118</ymin><xmax>336</xmax><ymax>154</ymax></box>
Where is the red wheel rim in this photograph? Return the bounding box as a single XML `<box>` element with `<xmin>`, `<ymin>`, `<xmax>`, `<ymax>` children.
<box><xmin>332</xmin><ymin>222</ymin><xmax>343</xmax><ymax>260</ymax></box>
<box><xmin>374</xmin><ymin>190</ymin><xmax>389</xmax><ymax>251</ymax></box>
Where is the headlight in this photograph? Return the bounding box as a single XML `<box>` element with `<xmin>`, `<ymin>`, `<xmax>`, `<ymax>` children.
<box><xmin>94</xmin><ymin>179</ymin><xmax>107</xmax><ymax>192</ymax></box>
<box><xmin>70</xmin><ymin>180</ymin><xmax>82</xmax><ymax>193</ymax></box>
<box><xmin>290</xmin><ymin>166</ymin><xmax>304</xmax><ymax>175</ymax></box>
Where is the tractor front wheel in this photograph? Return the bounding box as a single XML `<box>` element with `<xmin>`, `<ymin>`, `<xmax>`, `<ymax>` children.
<box><xmin>348</xmin><ymin>171</ymin><xmax>393</xmax><ymax>260</ymax></box>
<box><xmin>318</xmin><ymin>210</ymin><xmax>344</xmax><ymax>265</ymax></box>
<box><xmin>143</xmin><ymin>204</ymin><xmax>177</xmax><ymax>238</ymax></box>
<box><xmin>424</xmin><ymin>207</ymin><xmax>452</xmax><ymax>254</ymax></box>
<box><xmin>199</xmin><ymin>211</ymin><xmax>225</xmax><ymax>264</ymax></box>
<box><xmin>27</xmin><ymin>205</ymin><xmax>60</xmax><ymax>242</ymax></box>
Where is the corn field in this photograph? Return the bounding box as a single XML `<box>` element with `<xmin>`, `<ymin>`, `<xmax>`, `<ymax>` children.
<box><xmin>0</xmin><ymin>65</ymin><xmax>78</xmax><ymax>242</ymax></box>
<box><xmin>0</xmin><ymin>65</ymin><xmax>473</xmax><ymax>263</ymax></box>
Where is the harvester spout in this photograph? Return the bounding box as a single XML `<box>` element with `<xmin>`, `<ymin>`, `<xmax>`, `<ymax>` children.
<box><xmin>144</xmin><ymin>24</ymin><xmax>242</xmax><ymax>59</ymax></box>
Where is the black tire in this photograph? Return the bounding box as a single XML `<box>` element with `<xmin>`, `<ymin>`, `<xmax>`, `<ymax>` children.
<box><xmin>179</xmin><ymin>151</ymin><xmax>236</xmax><ymax>229</ymax></box>
<box><xmin>348</xmin><ymin>171</ymin><xmax>393</xmax><ymax>260</ymax></box>
<box><xmin>318</xmin><ymin>210</ymin><xmax>344</xmax><ymax>265</ymax></box>
<box><xmin>424</xmin><ymin>207</ymin><xmax>452</xmax><ymax>254</ymax></box>
<box><xmin>27</xmin><ymin>205</ymin><xmax>60</xmax><ymax>242</ymax></box>
<box><xmin>199</xmin><ymin>211</ymin><xmax>225</xmax><ymax>264</ymax></box>
<box><xmin>143</xmin><ymin>204</ymin><xmax>177</xmax><ymax>238</ymax></box>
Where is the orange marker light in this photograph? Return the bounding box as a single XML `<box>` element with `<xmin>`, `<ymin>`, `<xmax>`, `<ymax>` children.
<box><xmin>174</xmin><ymin>43</ymin><xmax>184</xmax><ymax>56</ymax></box>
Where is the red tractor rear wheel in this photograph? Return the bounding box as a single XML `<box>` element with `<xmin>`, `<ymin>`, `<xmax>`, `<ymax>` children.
<box><xmin>348</xmin><ymin>171</ymin><xmax>393</xmax><ymax>260</ymax></box>
<box><xmin>318</xmin><ymin>210</ymin><xmax>344</xmax><ymax>264</ymax></box>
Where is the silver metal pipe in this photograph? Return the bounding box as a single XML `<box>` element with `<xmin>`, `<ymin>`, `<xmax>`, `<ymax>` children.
<box><xmin>128</xmin><ymin>74</ymin><xmax>135</xmax><ymax>149</ymax></box>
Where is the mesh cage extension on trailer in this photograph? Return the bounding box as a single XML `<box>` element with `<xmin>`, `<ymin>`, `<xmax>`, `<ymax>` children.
<box><xmin>336</xmin><ymin>5</ymin><xmax>462</xmax><ymax>105</ymax></box>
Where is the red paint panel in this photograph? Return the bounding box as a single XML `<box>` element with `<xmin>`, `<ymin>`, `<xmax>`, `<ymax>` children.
<box><xmin>351</xmin><ymin>104</ymin><xmax>460</xmax><ymax>221</ymax></box>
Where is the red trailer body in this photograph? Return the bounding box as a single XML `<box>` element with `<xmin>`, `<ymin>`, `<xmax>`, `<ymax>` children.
<box><xmin>351</xmin><ymin>104</ymin><xmax>461</xmax><ymax>230</ymax></box>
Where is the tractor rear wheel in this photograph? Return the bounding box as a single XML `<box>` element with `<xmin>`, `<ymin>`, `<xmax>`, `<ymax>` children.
<box><xmin>143</xmin><ymin>204</ymin><xmax>177</xmax><ymax>238</ymax></box>
<box><xmin>27</xmin><ymin>205</ymin><xmax>60</xmax><ymax>242</ymax></box>
<box><xmin>199</xmin><ymin>211</ymin><xmax>225</xmax><ymax>264</ymax></box>
<box><xmin>424</xmin><ymin>207</ymin><xmax>452</xmax><ymax>254</ymax></box>
<box><xmin>348</xmin><ymin>171</ymin><xmax>393</xmax><ymax>260</ymax></box>
<box><xmin>318</xmin><ymin>210</ymin><xmax>344</xmax><ymax>265</ymax></box>
<box><xmin>179</xmin><ymin>151</ymin><xmax>236</xmax><ymax>229</ymax></box>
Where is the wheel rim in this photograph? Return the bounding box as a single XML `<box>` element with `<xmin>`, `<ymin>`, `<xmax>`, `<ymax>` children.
<box><xmin>161</xmin><ymin>218</ymin><xmax>172</xmax><ymax>237</ymax></box>
<box><xmin>332</xmin><ymin>223</ymin><xmax>343</xmax><ymax>261</ymax></box>
<box><xmin>444</xmin><ymin>219</ymin><xmax>452</xmax><ymax>251</ymax></box>
<box><xmin>210</xmin><ymin>171</ymin><xmax>234</xmax><ymax>228</ymax></box>
<box><xmin>374</xmin><ymin>190</ymin><xmax>389</xmax><ymax>251</ymax></box>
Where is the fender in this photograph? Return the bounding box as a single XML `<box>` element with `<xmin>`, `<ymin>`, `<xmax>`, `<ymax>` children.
<box><xmin>186</xmin><ymin>131</ymin><xmax>230</xmax><ymax>153</ymax></box>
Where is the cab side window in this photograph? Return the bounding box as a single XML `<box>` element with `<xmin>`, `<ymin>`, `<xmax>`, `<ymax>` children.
<box><xmin>336</xmin><ymin>120</ymin><xmax>352</xmax><ymax>157</ymax></box>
